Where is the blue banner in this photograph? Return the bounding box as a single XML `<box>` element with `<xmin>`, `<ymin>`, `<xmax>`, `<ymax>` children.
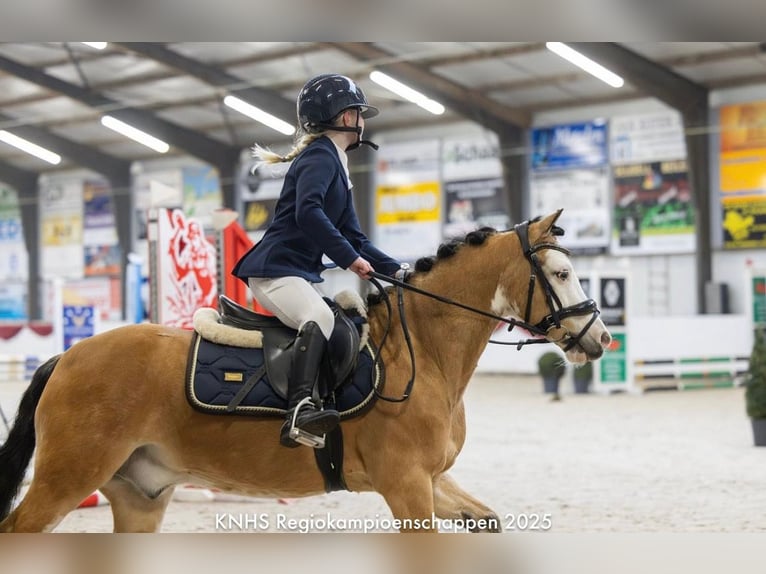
<box><xmin>531</xmin><ymin>121</ymin><xmax>608</xmax><ymax>171</ymax></box>
<box><xmin>63</xmin><ymin>305</ymin><xmax>95</xmax><ymax>350</ymax></box>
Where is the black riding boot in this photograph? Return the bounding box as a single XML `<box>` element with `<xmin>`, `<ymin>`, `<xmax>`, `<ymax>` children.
<box><xmin>280</xmin><ymin>321</ymin><xmax>340</xmax><ymax>448</ymax></box>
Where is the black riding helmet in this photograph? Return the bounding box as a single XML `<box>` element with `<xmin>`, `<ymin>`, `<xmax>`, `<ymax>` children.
<box><xmin>297</xmin><ymin>74</ymin><xmax>379</xmax><ymax>132</ymax></box>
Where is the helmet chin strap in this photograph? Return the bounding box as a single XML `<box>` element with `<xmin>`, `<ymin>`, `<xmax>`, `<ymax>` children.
<box><xmin>314</xmin><ymin>114</ymin><xmax>379</xmax><ymax>151</ymax></box>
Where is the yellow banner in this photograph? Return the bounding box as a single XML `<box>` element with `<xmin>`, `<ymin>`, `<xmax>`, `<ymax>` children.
<box><xmin>42</xmin><ymin>215</ymin><xmax>83</xmax><ymax>246</ymax></box>
<box><xmin>720</xmin><ymin>101</ymin><xmax>766</xmax><ymax>153</ymax></box>
<box><xmin>723</xmin><ymin>199</ymin><xmax>766</xmax><ymax>248</ymax></box>
<box><xmin>375</xmin><ymin>182</ymin><xmax>441</xmax><ymax>224</ymax></box>
<box><xmin>720</xmin><ymin>148</ymin><xmax>766</xmax><ymax>193</ymax></box>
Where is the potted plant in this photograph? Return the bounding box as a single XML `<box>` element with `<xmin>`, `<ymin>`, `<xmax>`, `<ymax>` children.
<box><xmin>538</xmin><ymin>351</ymin><xmax>566</xmax><ymax>400</ymax></box>
<box><xmin>745</xmin><ymin>328</ymin><xmax>766</xmax><ymax>446</ymax></box>
<box><xmin>573</xmin><ymin>361</ymin><xmax>593</xmax><ymax>394</ymax></box>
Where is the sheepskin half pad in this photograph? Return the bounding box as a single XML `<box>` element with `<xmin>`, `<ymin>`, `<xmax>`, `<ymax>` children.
<box><xmin>192</xmin><ymin>289</ymin><xmax>369</xmax><ymax>350</ymax></box>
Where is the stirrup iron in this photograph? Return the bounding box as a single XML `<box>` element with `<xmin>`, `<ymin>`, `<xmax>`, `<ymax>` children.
<box><xmin>287</xmin><ymin>397</ymin><xmax>326</xmax><ymax>449</ymax></box>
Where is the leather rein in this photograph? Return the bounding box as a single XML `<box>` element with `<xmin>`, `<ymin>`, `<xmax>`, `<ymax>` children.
<box><xmin>367</xmin><ymin>220</ymin><xmax>600</xmax><ymax>403</ymax></box>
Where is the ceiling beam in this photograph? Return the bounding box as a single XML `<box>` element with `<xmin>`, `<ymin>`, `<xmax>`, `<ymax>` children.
<box><xmin>0</xmin><ymin>43</ymin><xmax>321</xmax><ymax>110</ymax></box>
<box><xmin>481</xmin><ymin>72</ymin><xmax>583</xmax><ymax>93</ymax></box>
<box><xmin>706</xmin><ymin>73</ymin><xmax>766</xmax><ymax>90</ymax></box>
<box><xmin>659</xmin><ymin>44</ymin><xmax>762</xmax><ymax>67</ymax></box>
<box><xmin>566</xmin><ymin>42</ymin><xmax>708</xmax><ymax>117</ymax></box>
<box><xmin>526</xmin><ymin>90</ymin><xmax>643</xmax><ymax>113</ymax></box>
<box><xmin>0</xmin><ymin>112</ymin><xmax>131</xmax><ymax>180</ymax></box>
<box><xmin>0</xmin><ymin>53</ymin><xmax>240</xmax><ymax>168</ymax></box>
<box><xmin>416</xmin><ymin>43</ymin><xmax>545</xmax><ymax>67</ymax></box>
<box><xmin>328</xmin><ymin>42</ymin><xmax>530</xmax><ymax>129</ymax></box>
<box><xmin>114</xmin><ymin>42</ymin><xmax>295</xmax><ymax>122</ymax></box>
<box><xmin>0</xmin><ymin>157</ymin><xmax>38</xmax><ymax>191</ymax></box>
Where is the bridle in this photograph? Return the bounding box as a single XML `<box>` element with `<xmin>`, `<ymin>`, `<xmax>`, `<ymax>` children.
<box><xmin>504</xmin><ymin>219</ymin><xmax>601</xmax><ymax>353</ymax></box>
<box><xmin>367</xmin><ymin>219</ymin><xmax>600</xmax><ymax>402</ymax></box>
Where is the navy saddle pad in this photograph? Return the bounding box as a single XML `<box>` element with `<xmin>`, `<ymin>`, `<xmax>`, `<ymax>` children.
<box><xmin>185</xmin><ymin>333</ymin><xmax>381</xmax><ymax>419</ymax></box>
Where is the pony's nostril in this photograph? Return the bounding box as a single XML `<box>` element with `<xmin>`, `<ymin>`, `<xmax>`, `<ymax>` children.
<box><xmin>601</xmin><ymin>331</ymin><xmax>612</xmax><ymax>348</ymax></box>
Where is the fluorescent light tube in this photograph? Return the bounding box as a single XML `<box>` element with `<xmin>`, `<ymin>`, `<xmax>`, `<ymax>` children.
<box><xmin>101</xmin><ymin>115</ymin><xmax>169</xmax><ymax>153</ymax></box>
<box><xmin>81</xmin><ymin>42</ymin><xmax>108</xmax><ymax>50</ymax></box>
<box><xmin>223</xmin><ymin>95</ymin><xmax>295</xmax><ymax>136</ymax></box>
<box><xmin>546</xmin><ymin>42</ymin><xmax>624</xmax><ymax>88</ymax></box>
<box><xmin>369</xmin><ymin>71</ymin><xmax>445</xmax><ymax>115</ymax></box>
<box><xmin>0</xmin><ymin>130</ymin><xmax>61</xmax><ymax>164</ymax></box>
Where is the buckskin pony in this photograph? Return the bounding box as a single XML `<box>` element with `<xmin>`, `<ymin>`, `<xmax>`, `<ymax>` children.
<box><xmin>0</xmin><ymin>210</ymin><xmax>610</xmax><ymax>532</ymax></box>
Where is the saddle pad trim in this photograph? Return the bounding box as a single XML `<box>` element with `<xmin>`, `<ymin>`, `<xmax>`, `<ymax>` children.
<box><xmin>185</xmin><ymin>332</ymin><xmax>382</xmax><ymax>419</ymax></box>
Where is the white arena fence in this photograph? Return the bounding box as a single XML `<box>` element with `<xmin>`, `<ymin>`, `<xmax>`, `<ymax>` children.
<box><xmin>0</xmin><ymin>355</ymin><xmax>41</xmax><ymax>384</ymax></box>
<box><xmin>630</xmin><ymin>315</ymin><xmax>752</xmax><ymax>391</ymax></box>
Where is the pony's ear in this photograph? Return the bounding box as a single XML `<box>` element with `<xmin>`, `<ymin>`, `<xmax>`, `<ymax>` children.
<box><xmin>530</xmin><ymin>209</ymin><xmax>564</xmax><ymax>240</ymax></box>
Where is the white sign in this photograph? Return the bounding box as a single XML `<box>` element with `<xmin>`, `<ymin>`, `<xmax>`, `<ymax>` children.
<box><xmin>610</xmin><ymin>110</ymin><xmax>687</xmax><ymax>165</ymax></box>
<box><xmin>530</xmin><ymin>168</ymin><xmax>611</xmax><ymax>253</ymax></box>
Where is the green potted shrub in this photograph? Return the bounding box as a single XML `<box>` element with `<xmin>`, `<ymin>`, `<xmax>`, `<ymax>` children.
<box><xmin>745</xmin><ymin>328</ymin><xmax>766</xmax><ymax>446</ymax></box>
<box><xmin>572</xmin><ymin>361</ymin><xmax>593</xmax><ymax>394</ymax></box>
<box><xmin>538</xmin><ymin>351</ymin><xmax>566</xmax><ymax>399</ymax></box>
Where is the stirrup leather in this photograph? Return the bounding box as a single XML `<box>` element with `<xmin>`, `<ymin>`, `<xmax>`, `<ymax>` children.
<box><xmin>287</xmin><ymin>397</ymin><xmax>326</xmax><ymax>449</ymax></box>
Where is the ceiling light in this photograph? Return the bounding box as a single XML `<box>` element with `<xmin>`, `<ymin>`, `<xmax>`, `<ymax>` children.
<box><xmin>369</xmin><ymin>71</ymin><xmax>445</xmax><ymax>115</ymax></box>
<box><xmin>546</xmin><ymin>42</ymin><xmax>624</xmax><ymax>88</ymax></box>
<box><xmin>223</xmin><ymin>95</ymin><xmax>295</xmax><ymax>136</ymax></box>
<box><xmin>0</xmin><ymin>130</ymin><xmax>61</xmax><ymax>165</ymax></box>
<box><xmin>101</xmin><ymin>115</ymin><xmax>169</xmax><ymax>153</ymax></box>
<box><xmin>81</xmin><ymin>42</ymin><xmax>108</xmax><ymax>50</ymax></box>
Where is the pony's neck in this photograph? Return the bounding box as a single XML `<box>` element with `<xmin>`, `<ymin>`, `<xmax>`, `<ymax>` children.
<box><xmin>369</xmin><ymin>232</ymin><xmax>525</xmax><ymax>403</ymax></box>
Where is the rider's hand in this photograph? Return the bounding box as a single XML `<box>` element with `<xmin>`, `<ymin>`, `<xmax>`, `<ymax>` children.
<box><xmin>349</xmin><ymin>256</ymin><xmax>374</xmax><ymax>279</ymax></box>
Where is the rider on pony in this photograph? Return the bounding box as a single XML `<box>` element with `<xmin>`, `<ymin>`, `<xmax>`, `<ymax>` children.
<box><xmin>232</xmin><ymin>73</ymin><xmax>405</xmax><ymax>448</ymax></box>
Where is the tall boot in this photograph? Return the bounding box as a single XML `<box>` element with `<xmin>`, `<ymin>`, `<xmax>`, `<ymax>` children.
<box><xmin>280</xmin><ymin>321</ymin><xmax>340</xmax><ymax>448</ymax></box>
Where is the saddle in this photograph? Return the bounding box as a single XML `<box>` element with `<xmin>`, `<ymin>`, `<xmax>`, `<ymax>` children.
<box><xmin>216</xmin><ymin>295</ymin><xmax>363</xmax><ymax>402</ymax></box>
<box><xmin>187</xmin><ymin>294</ymin><xmax>379</xmax><ymax>493</ymax></box>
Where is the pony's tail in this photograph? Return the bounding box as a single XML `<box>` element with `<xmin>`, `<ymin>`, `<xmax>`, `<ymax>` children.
<box><xmin>0</xmin><ymin>354</ymin><xmax>61</xmax><ymax>521</ymax></box>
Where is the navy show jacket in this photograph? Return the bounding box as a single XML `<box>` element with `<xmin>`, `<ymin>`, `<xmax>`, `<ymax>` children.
<box><xmin>233</xmin><ymin>136</ymin><xmax>400</xmax><ymax>284</ymax></box>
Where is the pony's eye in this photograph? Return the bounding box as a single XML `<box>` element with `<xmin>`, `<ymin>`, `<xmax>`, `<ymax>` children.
<box><xmin>555</xmin><ymin>270</ymin><xmax>569</xmax><ymax>280</ymax></box>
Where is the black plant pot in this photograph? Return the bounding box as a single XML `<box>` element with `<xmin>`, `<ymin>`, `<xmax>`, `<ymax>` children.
<box><xmin>573</xmin><ymin>378</ymin><xmax>591</xmax><ymax>394</ymax></box>
<box><xmin>542</xmin><ymin>376</ymin><xmax>560</xmax><ymax>394</ymax></box>
<box><xmin>751</xmin><ymin>418</ymin><xmax>766</xmax><ymax>446</ymax></box>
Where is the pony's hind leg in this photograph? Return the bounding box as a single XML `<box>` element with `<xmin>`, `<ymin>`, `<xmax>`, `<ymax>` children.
<box><xmin>100</xmin><ymin>478</ymin><xmax>174</xmax><ymax>533</ymax></box>
<box><xmin>3</xmin><ymin>478</ymin><xmax>110</xmax><ymax>533</ymax></box>
<box><xmin>432</xmin><ymin>473</ymin><xmax>501</xmax><ymax>533</ymax></box>
<box><xmin>1</xmin><ymin>443</ymin><xmax>136</xmax><ymax>532</ymax></box>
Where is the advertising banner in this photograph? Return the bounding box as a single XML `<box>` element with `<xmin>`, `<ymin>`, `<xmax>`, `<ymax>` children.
<box><xmin>62</xmin><ymin>305</ymin><xmax>96</xmax><ymax>350</ymax></box>
<box><xmin>531</xmin><ymin>121</ymin><xmax>608</xmax><ymax>171</ymax></box>
<box><xmin>374</xmin><ymin>140</ymin><xmax>441</xmax><ymax>261</ymax></box>
<box><xmin>83</xmin><ymin>179</ymin><xmax>120</xmax><ymax>276</ymax></box>
<box><xmin>610</xmin><ymin>110</ymin><xmax>686</xmax><ymax>165</ymax></box>
<box><xmin>530</xmin><ymin>168</ymin><xmax>610</xmax><ymax>254</ymax></box>
<box><xmin>155</xmin><ymin>208</ymin><xmax>217</xmax><ymax>329</ymax></box>
<box><xmin>40</xmin><ymin>178</ymin><xmax>84</xmax><ymax>279</ymax></box>
<box><xmin>611</xmin><ymin>160</ymin><xmax>695</xmax><ymax>254</ymax></box>
<box><xmin>719</xmin><ymin>101</ymin><xmax>766</xmax><ymax>248</ymax></box>
<box><xmin>182</xmin><ymin>165</ymin><xmax>222</xmax><ymax>230</ymax></box>
<box><xmin>442</xmin><ymin>135</ymin><xmax>509</xmax><ymax>238</ymax></box>
<box><xmin>0</xmin><ymin>282</ymin><xmax>26</xmax><ymax>320</ymax></box>
<box><xmin>0</xmin><ymin>186</ymin><xmax>27</xmax><ymax>281</ymax></box>
<box><xmin>62</xmin><ymin>277</ymin><xmax>122</xmax><ymax>321</ymax></box>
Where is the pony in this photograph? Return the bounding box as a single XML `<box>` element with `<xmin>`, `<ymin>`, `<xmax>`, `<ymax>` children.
<box><xmin>0</xmin><ymin>210</ymin><xmax>610</xmax><ymax>532</ymax></box>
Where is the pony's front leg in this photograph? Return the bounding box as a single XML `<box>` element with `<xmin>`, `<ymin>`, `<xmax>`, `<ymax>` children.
<box><xmin>377</xmin><ymin>469</ymin><xmax>437</xmax><ymax>532</ymax></box>
<box><xmin>433</xmin><ymin>473</ymin><xmax>501</xmax><ymax>533</ymax></box>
